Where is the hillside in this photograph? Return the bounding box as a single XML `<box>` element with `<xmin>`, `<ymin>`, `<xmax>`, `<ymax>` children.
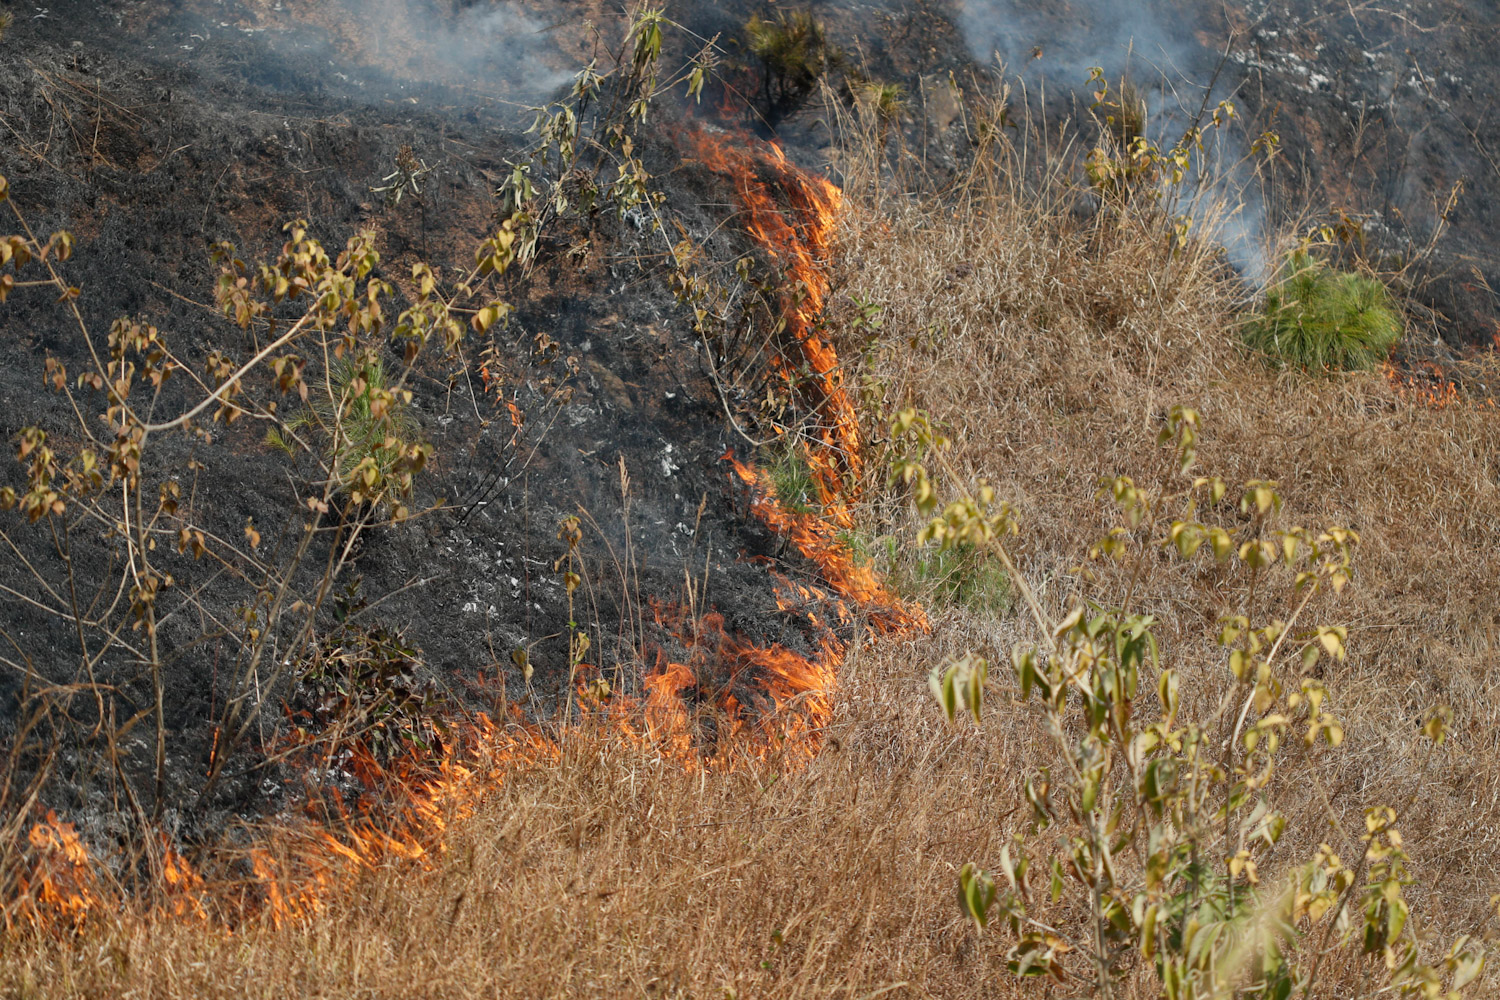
<box><xmin>3</xmin><ymin>2</ymin><xmax>1500</xmax><ymax>997</ymax></box>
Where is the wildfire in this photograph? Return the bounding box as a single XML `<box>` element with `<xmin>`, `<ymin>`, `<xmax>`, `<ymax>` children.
<box><xmin>12</xmin><ymin>814</ymin><xmax>96</xmax><ymax>933</ymax></box>
<box><xmin>1381</xmin><ymin>360</ymin><xmax>1462</xmax><ymax>408</ymax></box>
<box><xmin>688</xmin><ymin>133</ymin><xmax>862</xmax><ymax>516</ymax></box>
<box><xmin>9</xmin><ymin>129</ymin><xmax>923</xmax><ymax>936</ymax></box>
<box><xmin>635</xmin><ymin>597</ymin><xmax>840</xmax><ymax>768</ymax></box>
<box><xmin>688</xmin><ymin>130</ymin><xmax>923</xmax><ymax>630</ymax></box>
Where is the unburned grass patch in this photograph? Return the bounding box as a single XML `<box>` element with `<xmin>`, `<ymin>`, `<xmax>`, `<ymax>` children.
<box><xmin>832</xmin><ymin>96</ymin><xmax>1500</xmax><ymax>993</ymax></box>
<box><xmin>1244</xmin><ymin>250</ymin><xmax>1403</xmax><ymax>373</ymax></box>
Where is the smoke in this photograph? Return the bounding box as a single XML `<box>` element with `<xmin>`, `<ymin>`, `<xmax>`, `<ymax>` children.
<box><xmin>369</xmin><ymin>0</ymin><xmax>574</xmax><ymax>100</ymax></box>
<box><xmin>241</xmin><ymin>0</ymin><xmax>575</xmax><ymax>105</ymax></box>
<box><xmin>955</xmin><ymin>0</ymin><xmax>1272</xmax><ymax>285</ymax></box>
<box><xmin>956</xmin><ymin>0</ymin><xmax>1207</xmax><ymax>86</ymax></box>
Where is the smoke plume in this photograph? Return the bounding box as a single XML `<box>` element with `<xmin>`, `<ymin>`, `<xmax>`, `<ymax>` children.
<box><xmin>956</xmin><ymin>0</ymin><xmax>1270</xmax><ymax>283</ymax></box>
<box><xmin>229</xmin><ymin>0</ymin><xmax>576</xmax><ymax>106</ymax></box>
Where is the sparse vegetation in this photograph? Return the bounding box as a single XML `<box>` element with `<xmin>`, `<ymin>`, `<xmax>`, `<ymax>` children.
<box><xmin>1244</xmin><ymin>250</ymin><xmax>1403</xmax><ymax>372</ymax></box>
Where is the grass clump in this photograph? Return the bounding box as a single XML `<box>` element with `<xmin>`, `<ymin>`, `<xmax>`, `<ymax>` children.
<box><xmin>765</xmin><ymin>438</ymin><xmax>818</xmax><ymax>513</ymax></box>
<box><xmin>1244</xmin><ymin>251</ymin><xmax>1402</xmax><ymax>372</ymax></box>
<box><xmin>900</xmin><ymin>545</ymin><xmax>1011</xmax><ymax>618</ymax></box>
<box><xmin>744</xmin><ymin>10</ymin><xmax>842</xmax><ymax>126</ymax></box>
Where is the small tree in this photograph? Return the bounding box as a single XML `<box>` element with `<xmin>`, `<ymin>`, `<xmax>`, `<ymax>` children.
<box><xmin>744</xmin><ymin>10</ymin><xmax>842</xmax><ymax>127</ymax></box>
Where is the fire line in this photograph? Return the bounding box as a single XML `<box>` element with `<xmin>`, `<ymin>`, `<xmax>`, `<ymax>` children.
<box><xmin>9</xmin><ymin>131</ymin><xmax>925</xmax><ymax>935</ymax></box>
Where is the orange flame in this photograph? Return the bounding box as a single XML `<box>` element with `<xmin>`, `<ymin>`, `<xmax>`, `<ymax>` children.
<box><xmin>688</xmin><ymin>133</ymin><xmax>862</xmax><ymax>515</ymax></box>
<box><xmin>1381</xmin><ymin>360</ymin><xmax>1462</xmax><ymax>409</ymax></box>
<box><xmin>10</xmin><ymin>813</ymin><xmax>97</xmax><ymax>933</ymax></box>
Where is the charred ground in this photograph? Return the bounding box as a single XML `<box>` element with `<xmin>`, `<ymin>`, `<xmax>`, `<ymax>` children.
<box><xmin>0</xmin><ymin>0</ymin><xmax>863</xmax><ymax>834</ymax></box>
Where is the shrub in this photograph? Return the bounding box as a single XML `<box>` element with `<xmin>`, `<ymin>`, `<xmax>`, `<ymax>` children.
<box><xmin>1244</xmin><ymin>252</ymin><xmax>1402</xmax><ymax>372</ymax></box>
<box><xmin>294</xmin><ymin>587</ymin><xmax>445</xmax><ymax>763</ymax></box>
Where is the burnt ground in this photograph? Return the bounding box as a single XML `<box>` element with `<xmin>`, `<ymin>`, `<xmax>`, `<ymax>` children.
<box><xmin>0</xmin><ymin>0</ymin><xmax>856</xmax><ymax>838</ymax></box>
<box><xmin>945</xmin><ymin>0</ymin><xmax>1500</xmax><ymax>350</ymax></box>
<box><xmin>0</xmin><ymin>0</ymin><xmax>1497</xmax><ymax>843</ymax></box>
<box><xmin>1229</xmin><ymin>0</ymin><xmax>1500</xmax><ymax>350</ymax></box>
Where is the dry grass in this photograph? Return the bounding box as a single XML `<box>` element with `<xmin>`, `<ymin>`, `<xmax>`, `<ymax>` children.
<box><xmin>831</xmin><ymin>103</ymin><xmax>1500</xmax><ymax>975</ymax></box>
<box><xmin>8</xmin><ymin>97</ymin><xmax>1500</xmax><ymax>1000</ymax></box>
<box><xmin>3</xmin><ymin>635</ymin><xmax>1033</xmax><ymax>1000</ymax></box>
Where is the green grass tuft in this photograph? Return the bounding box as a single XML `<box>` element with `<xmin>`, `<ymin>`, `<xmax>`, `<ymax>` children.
<box><xmin>766</xmin><ymin>438</ymin><xmax>817</xmax><ymax>514</ymax></box>
<box><xmin>744</xmin><ymin>10</ymin><xmax>842</xmax><ymax>125</ymax></box>
<box><xmin>899</xmin><ymin>544</ymin><xmax>1012</xmax><ymax>618</ymax></box>
<box><xmin>1243</xmin><ymin>251</ymin><xmax>1402</xmax><ymax>373</ymax></box>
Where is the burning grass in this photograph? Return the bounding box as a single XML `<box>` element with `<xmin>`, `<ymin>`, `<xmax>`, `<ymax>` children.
<box><xmin>1</xmin><ymin>114</ymin><xmax>925</xmax><ymax>962</ymax></box>
<box><xmin>9</xmin><ymin>69</ymin><xmax>1500</xmax><ymax>1000</ymax></box>
<box><xmin>2</xmin><ymin>637</ymin><xmax>1019</xmax><ymax>1000</ymax></box>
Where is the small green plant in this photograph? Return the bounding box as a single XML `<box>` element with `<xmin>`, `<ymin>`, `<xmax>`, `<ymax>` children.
<box><xmin>1102</xmin><ymin>81</ymin><xmax>1148</xmax><ymax>148</ymax></box>
<box><xmin>766</xmin><ymin>438</ymin><xmax>818</xmax><ymax>513</ymax></box>
<box><xmin>1244</xmin><ymin>251</ymin><xmax>1402</xmax><ymax>373</ymax></box>
<box><xmin>744</xmin><ymin>10</ymin><xmax>842</xmax><ymax>126</ymax></box>
<box><xmin>901</xmin><ymin>543</ymin><xmax>1011</xmax><ymax>617</ymax></box>
<box><xmin>853</xmin><ymin>79</ymin><xmax>905</xmax><ymax>124</ymax></box>
<box><xmin>268</xmin><ymin>352</ymin><xmax>424</xmax><ymax>510</ymax></box>
<box><xmin>892</xmin><ymin>405</ymin><xmax>1487</xmax><ymax>998</ymax></box>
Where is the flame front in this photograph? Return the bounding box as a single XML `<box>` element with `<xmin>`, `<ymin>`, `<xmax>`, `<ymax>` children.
<box><xmin>689</xmin><ymin>133</ymin><xmax>862</xmax><ymax>516</ymax></box>
<box><xmin>10</xmin><ymin>129</ymin><xmax>923</xmax><ymax>935</ymax></box>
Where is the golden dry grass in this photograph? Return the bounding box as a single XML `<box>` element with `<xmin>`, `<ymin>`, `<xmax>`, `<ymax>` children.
<box><xmin>8</xmin><ymin>106</ymin><xmax>1500</xmax><ymax>1000</ymax></box>
<box><xmin>831</xmin><ymin>116</ymin><xmax>1500</xmax><ymax>973</ymax></box>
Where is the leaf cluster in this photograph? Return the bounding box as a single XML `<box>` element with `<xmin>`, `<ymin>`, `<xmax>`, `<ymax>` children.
<box><xmin>269</xmin><ymin>352</ymin><xmax>425</xmax><ymax>510</ymax></box>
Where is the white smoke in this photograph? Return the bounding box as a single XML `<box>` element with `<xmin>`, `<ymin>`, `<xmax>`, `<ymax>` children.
<box><xmin>956</xmin><ymin>0</ymin><xmax>1197</xmax><ymax>86</ymax></box>
<box><xmin>258</xmin><ymin>0</ymin><xmax>575</xmax><ymax>104</ymax></box>
<box><xmin>955</xmin><ymin>0</ymin><xmax>1271</xmax><ymax>285</ymax></box>
<box><xmin>410</xmin><ymin>1</ymin><xmax>574</xmax><ymax>99</ymax></box>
